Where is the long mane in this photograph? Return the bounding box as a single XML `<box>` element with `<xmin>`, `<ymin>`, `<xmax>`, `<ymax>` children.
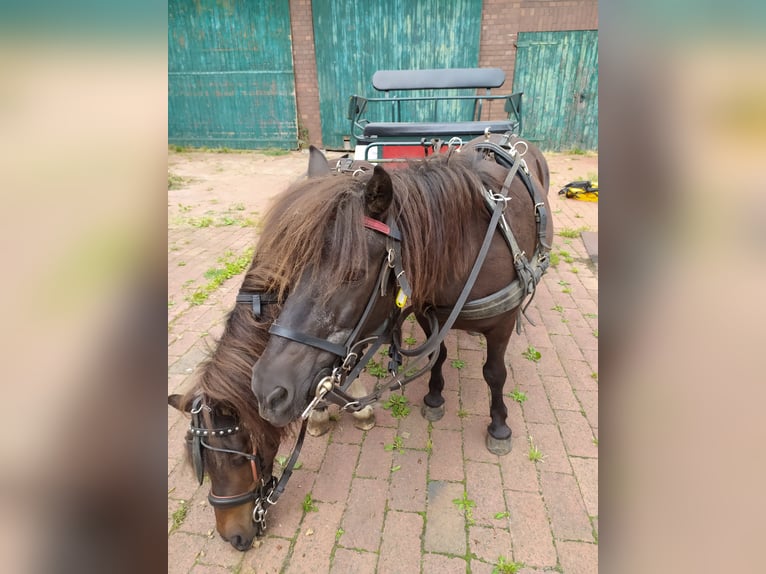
<box><xmin>254</xmin><ymin>152</ymin><xmax>494</xmax><ymax>308</ymax></box>
<box><xmin>178</xmin><ymin>268</ymin><xmax>290</xmax><ymax>453</ymax></box>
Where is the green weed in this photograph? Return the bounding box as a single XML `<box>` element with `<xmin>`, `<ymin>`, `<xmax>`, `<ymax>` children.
<box><xmin>260</xmin><ymin>148</ymin><xmax>290</xmax><ymax>156</ymax></box>
<box><xmin>404</xmin><ymin>336</ymin><xmax>417</xmax><ymax>346</ymax></box>
<box><xmin>457</xmin><ymin>409</ymin><xmax>469</xmax><ymax>418</ymax></box>
<box><xmin>493</xmin><ymin>556</ymin><xmax>525</xmax><ymax>574</ymax></box>
<box><xmin>528</xmin><ymin>436</ymin><xmax>544</xmax><ymax>462</ymax></box>
<box><xmin>549</xmin><ymin>251</ymin><xmax>560</xmax><ymax>267</ymax></box>
<box><xmin>302</xmin><ymin>493</ymin><xmax>318</xmax><ymax>513</ymax></box>
<box><xmin>522</xmin><ymin>346</ymin><xmax>541</xmax><ymax>362</ymax></box>
<box><xmin>507</xmin><ymin>388</ymin><xmax>527</xmax><ymax>404</ymax></box>
<box><xmin>382</xmin><ymin>394</ymin><xmax>410</xmax><ymax>419</ymax></box>
<box><xmin>384</xmin><ymin>435</ymin><xmax>405</xmax><ymax>452</ymax></box>
<box><xmin>452</xmin><ymin>491</ymin><xmax>476</xmax><ymax>526</ymax></box>
<box><xmin>171</xmin><ymin>500</ymin><xmax>189</xmax><ymax>531</ymax></box>
<box><xmin>185</xmin><ymin>248</ymin><xmax>254</xmax><ymax>306</ymax></box>
<box><xmin>494</xmin><ymin>511</ymin><xmax>510</xmax><ymax>520</ymax></box>
<box><xmin>557</xmin><ymin>226</ymin><xmax>589</xmax><ymax>239</ymax></box>
<box><xmin>450</xmin><ymin>359</ymin><xmax>466</xmax><ymax>369</ymax></box>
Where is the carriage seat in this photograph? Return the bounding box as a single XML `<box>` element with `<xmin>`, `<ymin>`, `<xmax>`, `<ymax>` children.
<box><xmin>363</xmin><ymin>120</ymin><xmax>516</xmax><ymax>139</ymax></box>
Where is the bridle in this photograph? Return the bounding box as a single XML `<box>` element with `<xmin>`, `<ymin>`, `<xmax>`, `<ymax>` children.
<box><xmin>255</xmin><ymin>136</ymin><xmax>551</xmax><ymax>417</ymax></box>
<box><xmin>264</xmin><ymin>214</ymin><xmax>425</xmax><ymax>415</ymax></box>
<box><xmin>187</xmin><ymin>396</ymin><xmax>293</xmax><ymax>535</ymax></box>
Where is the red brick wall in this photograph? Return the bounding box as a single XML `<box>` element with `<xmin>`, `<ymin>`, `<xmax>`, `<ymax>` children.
<box><xmin>479</xmin><ymin>0</ymin><xmax>599</xmax><ymax>120</ymax></box>
<box><xmin>289</xmin><ymin>0</ymin><xmax>323</xmax><ymax>148</ymax></box>
<box><xmin>290</xmin><ymin>0</ymin><xmax>599</xmax><ymax>146</ymax></box>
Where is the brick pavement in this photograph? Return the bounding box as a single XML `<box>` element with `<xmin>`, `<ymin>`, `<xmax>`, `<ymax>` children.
<box><xmin>168</xmin><ymin>149</ymin><xmax>598</xmax><ymax>573</ymax></box>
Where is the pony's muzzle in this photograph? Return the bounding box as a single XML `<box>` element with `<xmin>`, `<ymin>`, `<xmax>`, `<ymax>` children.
<box><xmin>256</xmin><ymin>384</ymin><xmax>293</xmax><ymax>426</ymax></box>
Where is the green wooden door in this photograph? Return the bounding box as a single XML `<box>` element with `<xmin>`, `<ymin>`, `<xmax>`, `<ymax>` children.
<box><xmin>169</xmin><ymin>0</ymin><xmax>298</xmax><ymax>149</ymax></box>
<box><xmin>312</xmin><ymin>0</ymin><xmax>484</xmax><ymax>149</ymax></box>
<box><xmin>513</xmin><ymin>30</ymin><xmax>598</xmax><ymax>151</ymax></box>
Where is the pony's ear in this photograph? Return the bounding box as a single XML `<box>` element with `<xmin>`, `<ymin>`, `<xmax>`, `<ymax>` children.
<box><xmin>307</xmin><ymin>145</ymin><xmax>331</xmax><ymax>178</ymax></box>
<box><xmin>364</xmin><ymin>165</ymin><xmax>393</xmax><ymax>218</ymax></box>
<box><xmin>168</xmin><ymin>394</ymin><xmax>188</xmax><ymax>412</ymax></box>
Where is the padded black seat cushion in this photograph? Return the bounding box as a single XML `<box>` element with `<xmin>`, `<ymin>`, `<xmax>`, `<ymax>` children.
<box><xmin>363</xmin><ymin>120</ymin><xmax>515</xmax><ymax>138</ymax></box>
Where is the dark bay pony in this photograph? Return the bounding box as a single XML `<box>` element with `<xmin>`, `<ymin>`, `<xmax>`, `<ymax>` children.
<box><xmin>167</xmin><ymin>147</ymin><xmax>373</xmax><ymax>550</ymax></box>
<box><xmin>168</xmin><ymin>265</ymin><xmax>287</xmax><ymax>551</ymax></box>
<box><xmin>250</xmin><ymin>136</ymin><xmax>553</xmax><ymax>454</ymax></box>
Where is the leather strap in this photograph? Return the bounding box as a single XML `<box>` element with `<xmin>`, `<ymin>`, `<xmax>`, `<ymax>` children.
<box><xmin>268</xmin><ymin>323</ymin><xmax>348</xmax><ymax>357</ymax></box>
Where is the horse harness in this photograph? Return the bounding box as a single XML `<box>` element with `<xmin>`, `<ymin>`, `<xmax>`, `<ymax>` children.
<box><xmin>186</xmin><ymin>395</ymin><xmax>307</xmax><ymax>536</ymax></box>
<box><xmin>225</xmin><ymin>135</ymin><xmax>550</xmax><ymax>535</ymax></box>
<box><xmin>241</xmin><ymin>136</ymin><xmax>549</xmax><ymax>411</ymax></box>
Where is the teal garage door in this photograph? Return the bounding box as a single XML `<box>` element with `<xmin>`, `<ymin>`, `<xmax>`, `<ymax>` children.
<box><xmin>312</xmin><ymin>0</ymin><xmax>484</xmax><ymax>149</ymax></box>
<box><xmin>513</xmin><ymin>30</ymin><xmax>598</xmax><ymax>151</ymax></box>
<box><xmin>169</xmin><ymin>0</ymin><xmax>298</xmax><ymax>149</ymax></box>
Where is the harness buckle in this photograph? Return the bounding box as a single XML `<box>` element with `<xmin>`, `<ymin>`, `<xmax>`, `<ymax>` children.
<box><xmin>387</xmin><ymin>248</ymin><xmax>395</xmax><ymax>269</ymax></box>
<box><xmin>340</xmin><ymin>400</ymin><xmax>361</xmax><ymax>412</ymax></box>
<box><xmin>301</xmin><ymin>376</ymin><xmax>335</xmax><ymax>420</ymax></box>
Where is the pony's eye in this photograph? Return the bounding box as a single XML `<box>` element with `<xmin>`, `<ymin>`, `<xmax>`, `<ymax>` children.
<box><xmin>231</xmin><ymin>454</ymin><xmax>250</xmax><ymax>467</ymax></box>
<box><xmin>343</xmin><ymin>269</ymin><xmax>366</xmax><ymax>284</ymax></box>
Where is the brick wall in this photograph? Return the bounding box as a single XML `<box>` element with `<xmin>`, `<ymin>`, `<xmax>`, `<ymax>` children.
<box><xmin>479</xmin><ymin>0</ymin><xmax>599</xmax><ymax>120</ymax></box>
<box><xmin>290</xmin><ymin>0</ymin><xmax>599</xmax><ymax>146</ymax></box>
<box><xmin>289</xmin><ymin>0</ymin><xmax>323</xmax><ymax>147</ymax></box>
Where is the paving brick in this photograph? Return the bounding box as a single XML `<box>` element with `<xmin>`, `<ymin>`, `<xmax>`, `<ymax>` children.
<box><xmin>429</xmin><ymin>389</ymin><xmax>463</xmax><ymax>431</ymax></box>
<box><xmin>378</xmin><ymin>511</ymin><xmax>424</xmax><ymax>574</ymax></box>
<box><xmin>574</xmin><ymin>388</ymin><xmax>598</xmax><ymax>430</ymax></box>
<box><xmin>462</xmin><ymin>414</ymin><xmax>499</xmax><ymax>464</ymax></box>
<box><xmin>190</xmin><ymin>563</ymin><xmax>230</xmax><ymax>573</ymax></box>
<box><xmin>421</xmin><ymin>553</ymin><xmax>467</xmax><ymax>574</ymax></box>
<box><xmin>569</xmin><ymin>325</ymin><xmax>598</xmax><ymax>352</ymax></box>
<box><xmin>313</xmin><ymin>443</ymin><xmax>359</xmax><ymax>503</ymax></box>
<box><xmin>498</xmin><ymin>429</ymin><xmax>539</xmax><ymax>493</ymax></box>
<box><xmin>555</xmin><ymin>410</ymin><xmax>598</xmax><ymax>458</ymax></box>
<box><xmin>541</xmin><ymin>375</ymin><xmax>581</xmax><ymax>411</ymax></box>
<box><xmin>330</xmin><ymin>548</ymin><xmax>378</xmax><ymax>574</ymax></box>
<box><xmin>389</xmin><ymin>449</ymin><xmax>428</xmax><ymax>511</ymax></box>
<box><xmin>329</xmin><ymin>416</ymin><xmax>365</xmax><ymax>445</ymax></box>
<box><xmin>468</xmin><ymin>524</ymin><xmax>513</xmax><ymax>564</ymax></box>
<box><xmin>526</xmin><ymin>422</ymin><xmax>570</xmax><ymax>474</ymax></box>
<box><xmin>397</xmin><ymin>407</ymin><xmax>430</xmax><ymax>450</ymax></box>
<box><xmin>557</xmin><ymin>540</ymin><xmax>598</xmax><ymax>574</ymax></box>
<box><xmin>569</xmin><ymin>457</ymin><xmax>598</xmax><ymax>517</ymax></box>
<box><xmin>428</xmin><ymin>428</ymin><xmax>465</xmax><ymax>482</ymax></box>
<box><xmin>466</xmin><ymin>460</ymin><xmax>506</xmax><ymax>527</ymax></box>
<box><xmin>285</xmin><ymin>501</ymin><xmax>344</xmax><ymax>573</ymax></box>
<box><xmin>266</xmin><ymin>472</ymin><xmax>312</xmax><ymax>538</ymax></box>
<box><xmin>519</xmin><ymin>384</ymin><xmax>556</xmax><ymax>424</ymax></box>
<box><xmin>167</xmin><ymin>531</ymin><xmax>205</xmax><ymax>574</ymax></box>
<box><xmin>460</xmin><ymin>375</ymin><xmax>490</xmax><ymax>415</ymax></box>
<box><xmin>505</xmin><ymin>490</ymin><xmax>557</xmax><ymax>568</ymax></box>
<box><xmin>539</xmin><ymin>471</ymin><xmax>593</xmax><ymax>542</ymax></box>
<box><xmin>242</xmin><ymin>536</ymin><xmax>292</xmax><ymax>574</ymax></box>
<box><xmin>535</xmin><ymin>345</ymin><xmax>567</xmax><ymax>377</ymax></box>
<box><xmin>549</xmin><ymin>333</ymin><xmax>586</xmax><ymax>363</ymax></box>
<box><xmin>288</xmin><ymin>433</ymin><xmax>327</xmax><ymax>471</ymax></box>
<box><xmin>198</xmin><ymin>532</ymin><xmax>245</xmax><ymax>569</ymax></box>
<box><xmin>458</xmin><ymin>330</ymin><xmax>487</xmax><ymax>351</ymax></box>
<box><xmin>356</xmin><ymin>425</ymin><xmax>397</xmax><ymax>479</ymax></box>
<box><xmin>339</xmin><ymin>477</ymin><xmax>388</xmax><ymax>552</ymax></box>
<box><xmin>424</xmin><ymin>481</ymin><xmax>467</xmax><ymax>554</ymax></box>
<box><xmin>457</xmin><ymin>348</ymin><xmax>485</xmax><ymax>380</ymax></box>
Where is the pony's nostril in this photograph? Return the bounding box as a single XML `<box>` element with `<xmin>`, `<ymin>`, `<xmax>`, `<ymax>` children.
<box><xmin>229</xmin><ymin>534</ymin><xmax>252</xmax><ymax>551</ymax></box>
<box><xmin>266</xmin><ymin>386</ymin><xmax>289</xmax><ymax>411</ymax></box>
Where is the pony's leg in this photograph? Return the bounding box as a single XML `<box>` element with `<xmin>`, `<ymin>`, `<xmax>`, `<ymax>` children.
<box><xmin>307</xmin><ymin>405</ymin><xmax>331</xmax><ymax>437</ymax></box>
<box><xmin>483</xmin><ymin>328</ymin><xmax>513</xmax><ymax>455</ymax></box>
<box><xmin>347</xmin><ymin>377</ymin><xmax>375</xmax><ymax>430</ymax></box>
<box><xmin>421</xmin><ymin>341</ymin><xmax>449</xmax><ymax>421</ymax></box>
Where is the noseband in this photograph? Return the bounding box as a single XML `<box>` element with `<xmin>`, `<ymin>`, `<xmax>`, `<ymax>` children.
<box><xmin>187</xmin><ymin>395</ymin><xmax>309</xmax><ymax>535</ymax></box>
<box><xmin>187</xmin><ymin>397</ymin><xmax>276</xmax><ymax>532</ymax></box>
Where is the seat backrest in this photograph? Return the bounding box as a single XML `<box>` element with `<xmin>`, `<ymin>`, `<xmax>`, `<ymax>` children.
<box><xmin>371</xmin><ymin>68</ymin><xmax>505</xmax><ymax>92</ymax></box>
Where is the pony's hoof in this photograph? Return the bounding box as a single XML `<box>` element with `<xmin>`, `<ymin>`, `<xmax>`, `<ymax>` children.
<box><xmin>486</xmin><ymin>433</ymin><xmax>512</xmax><ymax>455</ymax></box>
<box><xmin>352</xmin><ymin>406</ymin><xmax>376</xmax><ymax>430</ymax></box>
<box><xmin>307</xmin><ymin>410</ymin><xmax>331</xmax><ymax>437</ymax></box>
<box><xmin>421</xmin><ymin>403</ymin><xmax>445</xmax><ymax>422</ymax></box>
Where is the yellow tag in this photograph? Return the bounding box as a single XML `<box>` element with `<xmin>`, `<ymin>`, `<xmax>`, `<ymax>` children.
<box><xmin>395</xmin><ymin>289</ymin><xmax>408</xmax><ymax>308</ymax></box>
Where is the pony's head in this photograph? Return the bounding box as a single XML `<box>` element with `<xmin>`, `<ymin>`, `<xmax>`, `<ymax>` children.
<box><xmin>250</xmin><ymin>164</ymin><xmax>399</xmax><ymax>425</ymax></box>
<box><xmin>169</xmin><ymin>393</ymin><xmax>270</xmax><ymax>551</ymax></box>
